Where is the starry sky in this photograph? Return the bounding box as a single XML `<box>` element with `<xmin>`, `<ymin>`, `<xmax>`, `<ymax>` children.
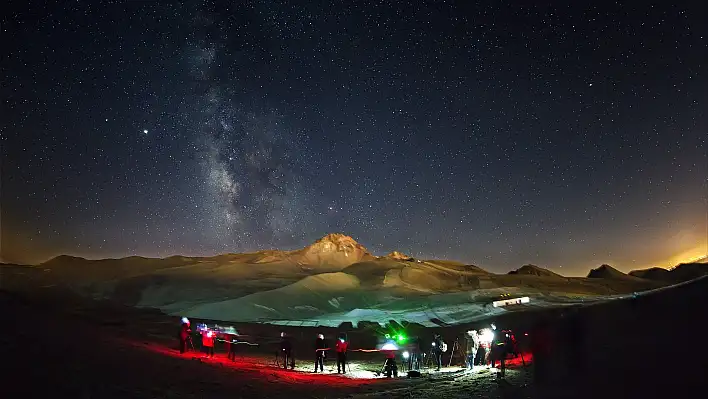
<box><xmin>2</xmin><ymin>1</ymin><xmax>706</xmax><ymax>275</ymax></box>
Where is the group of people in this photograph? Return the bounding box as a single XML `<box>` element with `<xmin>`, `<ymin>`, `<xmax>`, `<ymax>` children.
<box><xmin>177</xmin><ymin>317</ymin><xmax>523</xmax><ymax>379</ymax></box>
<box><xmin>177</xmin><ymin>318</ymin><xmax>239</xmax><ymax>360</ymax></box>
<box><xmin>278</xmin><ymin>332</ymin><xmax>350</xmax><ymax>374</ymax></box>
<box><xmin>464</xmin><ymin>325</ymin><xmax>520</xmax><ymax>377</ymax></box>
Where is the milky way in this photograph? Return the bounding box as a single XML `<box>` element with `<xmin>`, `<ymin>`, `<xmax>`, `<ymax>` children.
<box><xmin>2</xmin><ymin>1</ymin><xmax>706</xmax><ymax>274</ymax></box>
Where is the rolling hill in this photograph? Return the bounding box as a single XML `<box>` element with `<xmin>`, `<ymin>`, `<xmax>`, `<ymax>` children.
<box><xmin>3</xmin><ymin>234</ymin><xmax>703</xmax><ymax>327</ymax></box>
<box><xmin>508</xmin><ymin>264</ymin><xmax>564</xmax><ymax>278</ymax></box>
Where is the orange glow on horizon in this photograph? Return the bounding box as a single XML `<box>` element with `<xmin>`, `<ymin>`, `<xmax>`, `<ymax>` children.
<box><xmin>651</xmin><ymin>245</ymin><xmax>708</xmax><ymax>270</ymax></box>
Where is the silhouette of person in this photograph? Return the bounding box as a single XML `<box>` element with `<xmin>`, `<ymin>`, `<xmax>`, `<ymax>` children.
<box><xmin>314</xmin><ymin>334</ymin><xmax>328</xmax><ymax>372</ymax></box>
<box><xmin>335</xmin><ymin>334</ymin><xmax>349</xmax><ymax>373</ymax></box>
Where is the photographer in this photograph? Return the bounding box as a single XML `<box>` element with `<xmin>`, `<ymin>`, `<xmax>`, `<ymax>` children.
<box><xmin>335</xmin><ymin>333</ymin><xmax>348</xmax><ymax>374</ymax></box>
<box><xmin>279</xmin><ymin>332</ymin><xmax>294</xmax><ymax>369</ymax></box>
<box><xmin>465</xmin><ymin>330</ymin><xmax>479</xmax><ymax>370</ymax></box>
<box><xmin>178</xmin><ymin>318</ymin><xmax>191</xmax><ymax>354</ymax></box>
<box><xmin>432</xmin><ymin>334</ymin><xmax>444</xmax><ymax>371</ymax></box>
<box><xmin>314</xmin><ymin>334</ymin><xmax>328</xmax><ymax>373</ymax></box>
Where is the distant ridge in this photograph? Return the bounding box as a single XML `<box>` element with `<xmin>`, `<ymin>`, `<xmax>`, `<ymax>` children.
<box><xmin>508</xmin><ymin>264</ymin><xmax>564</xmax><ymax>278</ymax></box>
<box><xmin>385</xmin><ymin>251</ymin><xmax>414</xmax><ymax>261</ymax></box>
<box><xmin>630</xmin><ymin>261</ymin><xmax>708</xmax><ymax>283</ymax></box>
<box><xmin>587</xmin><ymin>264</ymin><xmax>636</xmax><ymax>279</ymax></box>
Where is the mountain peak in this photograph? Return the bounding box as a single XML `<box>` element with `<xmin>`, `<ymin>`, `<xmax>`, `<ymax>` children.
<box><xmin>313</xmin><ymin>233</ymin><xmax>361</xmax><ymax>247</ymax></box>
<box><xmin>508</xmin><ymin>264</ymin><xmax>563</xmax><ymax>278</ymax></box>
<box><xmin>42</xmin><ymin>255</ymin><xmax>88</xmax><ymax>266</ymax></box>
<box><xmin>587</xmin><ymin>264</ymin><xmax>629</xmax><ymax>279</ymax></box>
<box><xmin>386</xmin><ymin>251</ymin><xmax>414</xmax><ymax>261</ymax></box>
<box><xmin>294</xmin><ymin>233</ymin><xmax>373</xmax><ymax>268</ymax></box>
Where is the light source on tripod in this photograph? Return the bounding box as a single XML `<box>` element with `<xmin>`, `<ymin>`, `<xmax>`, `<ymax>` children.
<box><xmin>402</xmin><ymin>351</ymin><xmax>410</xmax><ymax>359</ymax></box>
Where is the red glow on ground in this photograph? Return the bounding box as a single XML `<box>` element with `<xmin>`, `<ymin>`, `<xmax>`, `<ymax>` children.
<box><xmin>125</xmin><ymin>339</ymin><xmax>385</xmax><ymax>387</ymax></box>
<box><xmin>501</xmin><ymin>352</ymin><xmax>533</xmax><ymax>367</ymax></box>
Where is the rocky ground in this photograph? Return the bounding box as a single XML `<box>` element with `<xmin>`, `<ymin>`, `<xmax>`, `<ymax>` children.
<box><xmin>2</xmin><ymin>275</ymin><xmax>707</xmax><ymax>398</ymax></box>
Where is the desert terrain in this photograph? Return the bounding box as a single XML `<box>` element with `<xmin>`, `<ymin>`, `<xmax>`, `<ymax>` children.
<box><xmin>1</xmin><ymin>261</ymin><xmax>706</xmax><ymax>398</ymax></box>
<box><xmin>2</xmin><ymin>234</ymin><xmax>707</xmax><ymax>398</ymax></box>
<box><xmin>3</xmin><ymin>233</ymin><xmax>704</xmax><ymax>329</ymax></box>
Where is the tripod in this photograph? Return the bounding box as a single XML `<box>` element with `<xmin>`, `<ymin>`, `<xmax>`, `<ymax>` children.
<box><xmin>447</xmin><ymin>338</ymin><xmax>465</xmax><ymax>367</ymax></box>
<box><xmin>186</xmin><ymin>335</ymin><xmax>195</xmax><ymax>351</ymax></box>
<box><xmin>423</xmin><ymin>347</ymin><xmax>436</xmax><ymax>369</ymax></box>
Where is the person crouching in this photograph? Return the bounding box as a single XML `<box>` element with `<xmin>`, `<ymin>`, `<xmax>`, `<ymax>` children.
<box><xmin>383</xmin><ymin>342</ymin><xmax>399</xmax><ymax>378</ymax></box>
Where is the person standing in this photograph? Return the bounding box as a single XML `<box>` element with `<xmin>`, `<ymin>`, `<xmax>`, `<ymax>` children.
<box><xmin>226</xmin><ymin>333</ymin><xmax>238</xmax><ymax>361</ymax></box>
<box><xmin>201</xmin><ymin>329</ymin><xmax>215</xmax><ymax>358</ymax></box>
<box><xmin>335</xmin><ymin>334</ymin><xmax>349</xmax><ymax>374</ymax></box>
<box><xmin>465</xmin><ymin>330</ymin><xmax>480</xmax><ymax>370</ymax></box>
<box><xmin>178</xmin><ymin>320</ymin><xmax>191</xmax><ymax>354</ymax></box>
<box><xmin>279</xmin><ymin>332</ymin><xmax>294</xmax><ymax>369</ymax></box>
<box><xmin>432</xmin><ymin>334</ymin><xmax>444</xmax><ymax>371</ymax></box>
<box><xmin>314</xmin><ymin>334</ymin><xmax>328</xmax><ymax>372</ymax></box>
<box><xmin>491</xmin><ymin>331</ymin><xmax>508</xmax><ymax>378</ymax></box>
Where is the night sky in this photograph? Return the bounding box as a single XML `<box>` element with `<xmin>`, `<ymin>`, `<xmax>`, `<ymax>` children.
<box><xmin>2</xmin><ymin>1</ymin><xmax>706</xmax><ymax>275</ymax></box>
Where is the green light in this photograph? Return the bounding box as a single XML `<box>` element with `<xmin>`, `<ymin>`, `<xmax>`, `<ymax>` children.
<box><xmin>396</xmin><ymin>334</ymin><xmax>407</xmax><ymax>343</ymax></box>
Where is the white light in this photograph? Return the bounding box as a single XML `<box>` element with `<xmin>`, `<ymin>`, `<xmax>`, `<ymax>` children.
<box><xmin>480</xmin><ymin>328</ymin><xmax>494</xmax><ymax>344</ymax></box>
<box><xmin>493</xmin><ymin>296</ymin><xmax>531</xmax><ymax>307</ymax></box>
<box><xmin>181</xmin><ymin>317</ymin><xmax>189</xmax><ymax>324</ymax></box>
<box><xmin>340</xmin><ymin>338</ymin><xmax>345</xmax><ymax>343</ymax></box>
<box><xmin>403</xmin><ymin>351</ymin><xmax>410</xmax><ymax>359</ymax></box>
<box><xmin>432</xmin><ymin>342</ymin><xmax>436</xmax><ymax>346</ymax></box>
<box><xmin>143</xmin><ymin>129</ymin><xmax>148</xmax><ymax>134</ymax></box>
<box><xmin>381</xmin><ymin>343</ymin><xmax>399</xmax><ymax>351</ymax></box>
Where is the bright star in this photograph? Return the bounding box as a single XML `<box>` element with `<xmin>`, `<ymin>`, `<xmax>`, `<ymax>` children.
<box><xmin>143</xmin><ymin>129</ymin><xmax>148</xmax><ymax>134</ymax></box>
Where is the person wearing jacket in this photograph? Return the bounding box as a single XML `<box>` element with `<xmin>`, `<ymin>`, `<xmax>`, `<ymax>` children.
<box><xmin>178</xmin><ymin>321</ymin><xmax>191</xmax><ymax>354</ymax></box>
<box><xmin>314</xmin><ymin>334</ymin><xmax>328</xmax><ymax>372</ymax></box>
<box><xmin>226</xmin><ymin>333</ymin><xmax>238</xmax><ymax>361</ymax></box>
<box><xmin>335</xmin><ymin>334</ymin><xmax>349</xmax><ymax>374</ymax></box>
<box><xmin>491</xmin><ymin>330</ymin><xmax>508</xmax><ymax>378</ymax></box>
<box><xmin>465</xmin><ymin>330</ymin><xmax>480</xmax><ymax>370</ymax></box>
<box><xmin>432</xmin><ymin>334</ymin><xmax>444</xmax><ymax>371</ymax></box>
<box><xmin>279</xmin><ymin>332</ymin><xmax>295</xmax><ymax>369</ymax></box>
<box><xmin>383</xmin><ymin>340</ymin><xmax>399</xmax><ymax>378</ymax></box>
<box><xmin>201</xmin><ymin>329</ymin><xmax>215</xmax><ymax>358</ymax></box>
